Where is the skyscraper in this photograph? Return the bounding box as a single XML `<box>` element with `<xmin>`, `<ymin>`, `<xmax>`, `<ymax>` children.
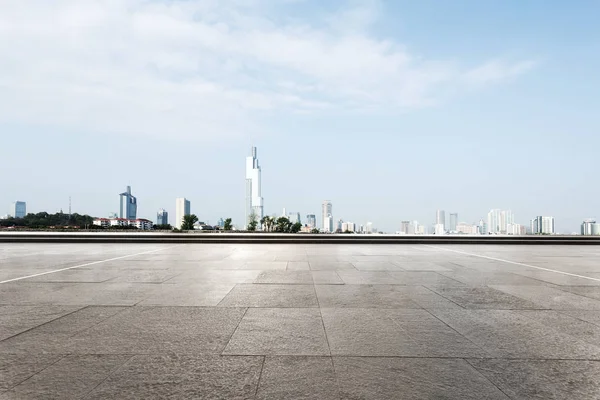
<box><xmin>531</xmin><ymin>216</ymin><xmax>555</xmax><ymax>234</ymax></box>
<box><xmin>322</xmin><ymin>200</ymin><xmax>332</xmax><ymax>232</ymax></box>
<box><xmin>11</xmin><ymin>201</ymin><xmax>26</xmax><ymax>218</ymax></box>
<box><xmin>119</xmin><ymin>186</ymin><xmax>137</xmax><ymax>220</ymax></box>
<box><xmin>157</xmin><ymin>209</ymin><xmax>168</xmax><ymax>225</ymax></box>
<box><xmin>175</xmin><ymin>198</ymin><xmax>190</xmax><ymax>230</ymax></box>
<box><xmin>436</xmin><ymin>210</ymin><xmax>446</xmax><ymax>231</ymax></box>
<box><xmin>487</xmin><ymin>209</ymin><xmax>514</xmax><ymax>234</ymax></box>
<box><xmin>306</xmin><ymin>214</ymin><xmax>317</xmax><ymax>228</ymax></box>
<box><xmin>245</xmin><ymin>146</ymin><xmax>264</xmax><ymax>229</ymax></box>
<box><xmin>449</xmin><ymin>213</ymin><xmax>458</xmax><ymax>232</ymax></box>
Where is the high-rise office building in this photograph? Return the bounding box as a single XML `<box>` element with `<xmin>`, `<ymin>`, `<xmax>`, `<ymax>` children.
<box><xmin>449</xmin><ymin>213</ymin><xmax>458</xmax><ymax>232</ymax></box>
<box><xmin>400</xmin><ymin>221</ymin><xmax>412</xmax><ymax>234</ymax></box>
<box><xmin>11</xmin><ymin>201</ymin><xmax>26</xmax><ymax>218</ymax></box>
<box><xmin>157</xmin><ymin>209</ymin><xmax>168</xmax><ymax>225</ymax></box>
<box><xmin>287</xmin><ymin>212</ymin><xmax>301</xmax><ymax>224</ymax></box>
<box><xmin>487</xmin><ymin>209</ymin><xmax>515</xmax><ymax>234</ymax></box>
<box><xmin>436</xmin><ymin>210</ymin><xmax>446</xmax><ymax>231</ymax></box>
<box><xmin>245</xmin><ymin>146</ymin><xmax>264</xmax><ymax>229</ymax></box>
<box><xmin>175</xmin><ymin>198</ymin><xmax>191</xmax><ymax>230</ymax></box>
<box><xmin>581</xmin><ymin>219</ymin><xmax>599</xmax><ymax>236</ymax></box>
<box><xmin>119</xmin><ymin>186</ymin><xmax>137</xmax><ymax>220</ymax></box>
<box><xmin>306</xmin><ymin>214</ymin><xmax>317</xmax><ymax>228</ymax></box>
<box><xmin>322</xmin><ymin>200</ymin><xmax>332</xmax><ymax>231</ymax></box>
<box><xmin>531</xmin><ymin>216</ymin><xmax>555</xmax><ymax>234</ymax></box>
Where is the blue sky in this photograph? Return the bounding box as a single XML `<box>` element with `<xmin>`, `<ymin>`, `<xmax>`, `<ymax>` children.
<box><xmin>1</xmin><ymin>0</ymin><xmax>598</xmax><ymax>233</ymax></box>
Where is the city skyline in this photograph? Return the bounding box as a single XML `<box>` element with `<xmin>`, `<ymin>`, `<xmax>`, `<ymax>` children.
<box><xmin>1</xmin><ymin>1</ymin><xmax>599</xmax><ymax>233</ymax></box>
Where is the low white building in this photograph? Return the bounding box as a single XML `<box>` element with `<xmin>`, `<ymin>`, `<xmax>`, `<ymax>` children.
<box><xmin>93</xmin><ymin>218</ymin><xmax>153</xmax><ymax>230</ymax></box>
<box><xmin>456</xmin><ymin>223</ymin><xmax>478</xmax><ymax>234</ymax></box>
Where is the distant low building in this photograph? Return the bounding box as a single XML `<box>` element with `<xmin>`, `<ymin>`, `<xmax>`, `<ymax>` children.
<box><xmin>93</xmin><ymin>218</ymin><xmax>153</xmax><ymax>230</ymax></box>
<box><xmin>581</xmin><ymin>219</ymin><xmax>599</xmax><ymax>236</ymax></box>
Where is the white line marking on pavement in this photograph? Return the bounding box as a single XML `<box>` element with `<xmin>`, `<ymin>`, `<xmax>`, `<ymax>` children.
<box><xmin>0</xmin><ymin>245</ymin><xmax>181</xmax><ymax>284</ymax></box>
<box><xmin>425</xmin><ymin>245</ymin><xmax>600</xmax><ymax>283</ymax></box>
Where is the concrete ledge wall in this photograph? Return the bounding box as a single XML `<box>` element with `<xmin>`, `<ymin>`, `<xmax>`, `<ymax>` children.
<box><xmin>0</xmin><ymin>233</ymin><xmax>599</xmax><ymax>244</ymax></box>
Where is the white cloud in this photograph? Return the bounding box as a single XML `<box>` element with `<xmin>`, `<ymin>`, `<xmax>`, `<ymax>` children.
<box><xmin>0</xmin><ymin>0</ymin><xmax>535</xmax><ymax>140</ymax></box>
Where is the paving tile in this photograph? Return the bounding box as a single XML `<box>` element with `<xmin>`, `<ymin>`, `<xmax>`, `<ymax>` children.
<box><xmin>468</xmin><ymin>359</ymin><xmax>600</xmax><ymax>400</ymax></box>
<box><xmin>0</xmin><ymin>354</ymin><xmax>63</xmax><ymax>391</ymax></box>
<box><xmin>387</xmin><ymin>271</ymin><xmax>466</xmax><ymax>286</ymax></box>
<box><xmin>438</xmin><ymin>270</ymin><xmax>552</xmax><ymax>286</ymax></box>
<box><xmin>165</xmin><ymin>270</ymin><xmax>261</xmax><ymax>284</ymax></box>
<box><xmin>254</xmin><ymin>270</ymin><xmax>313</xmax><ymax>284</ymax></box>
<box><xmin>334</xmin><ymin>357</ymin><xmax>509</xmax><ymax>400</ymax></box>
<box><xmin>335</xmin><ymin>271</ymin><xmax>395</xmax><ymax>284</ymax></box>
<box><xmin>490</xmin><ymin>285</ymin><xmax>600</xmax><ymax>310</ymax></box>
<box><xmin>309</xmin><ymin>262</ymin><xmax>356</xmax><ymax>271</ymax></box>
<box><xmin>86</xmin><ymin>355</ymin><xmax>263</xmax><ymax>400</ymax></box>
<box><xmin>239</xmin><ymin>262</ymin><xmax>288</xmax><ymax>270</ymax></box>
<box><xmin>351</xmin><ymin>262</ymin><xmax>402</xmax><ymax>271</ymax></box>
<box><xmin>67</xmin><ymin>306</ymin><xmax>247</xmax><ymax>354</ymax></box>
<box><xmin>256</xmin><ymin>356</ymin><xmax>339</xmax><ymax>400</ymax></box>
<box><xmin>393</xmin><ymin>262</ymin><xmax>453</xmax><ymax>271</ymax></box>
<box><xmin>321</xmin><ymin>308</ymin><xmax>488</xmax><ymax>357</ymax></box>
<box><xmin>0</xmin><ymin>355</ymin><xmax>130</xmax><ymax>399</ymax></box>
<box><xmin>43</xmin><ymin>283</ymin><xmax>160</xmax><ymax>306</ymax></box>
<box><xmin>315</xmin><ymin>285</ymin><xmax>421</xmax><ymax>308</ymax></box>
<box><xmin>311</xmin><ymin>271</ymin><xmax>344</xmax><ymax>285</ymax></box>
<box><xmin>0</xmin><ymin>305</ymin><xmax>82</xmax><ymax>340</ymax></box>
<box><xmin>0</xmin><ymin>283</ymin><xmax>72</xmax><ymax>305</ymax></box>
<box><xmin>559</xmin><ymin>310</ymin><xmax>600</xmax><ymax>326</ymax></box>
<box><xmin>218</xmin><ymin>284</ymin><xmax>318</xmax><ymax>307</ymax></box>
<box><xmin>287</xmin><ymin>261</ymin><xmax>310</xmax><ymax>270</ymax></box>
<box><xmin>428</xmin><ymin>287</ymin><xmax>542</xmax><ymax>309</ymax></box>
<box><xmin>431</xmin><ymin>309</ymin><xmax>600</xmax><ymax>359</ymax></box>
<box><xmin>26</xmin><ymin>269</ymin><xmax>118</xmax><ymax>283</ymax></box>
<box><xmin>105</xmin><ymin>270</ymin><xmax>180</xmax><ymax>283</ymax></box>
<box><xmin>223</xmin><ymin>308</ymin><xmax>330</xmax><ymax>356</ymax></box>
<box><xmin>137</xmin><ymin>283</ymin><xmax>235</xmax><ymax>306</ymax></box>
<box><xmin>511</xmin><ymin>270</ymin><xmax>600</xmax><ymax>286</ymax></box>
<box><xmin>518</xmin><ymin>310</ymin><xmax>600</xmax><ymax>347</ymax></box>
<box><xmin>558</xmin><ymin>286</ymin><xmax>600</xmax><ymax>301</ymax></box>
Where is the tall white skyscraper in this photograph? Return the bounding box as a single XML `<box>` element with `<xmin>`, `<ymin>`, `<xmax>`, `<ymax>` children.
<box><xmin>531</xmin><ymin>216</ymin><xmax>555</xmax><ymax>234</ymax></box>
<box><xmin>175</xmin><ymin>198</ymin><xmax>190</xmax><ymax>230</ymax></box>
<box><xmin>157</xmin><ymin>209</ymin><xmax>168</xmax><ymax>225</ymax></box>
<box><xmin>487</xmin><ymin>209</ymin><xmax>514</xmax><ymax>234</ymax></box>
<box><xmin>322</xmin><ymin>200</ymin><xmax>333</xmax><ymax>232</ymax></box>
<box><xmin>245</xmin><ymin>147</ymin><xmax>264</xmax><ymax>229</ymax></box>
<box><xmin>436</xmin><ymin>210</ymin><xmax>446</xmax><ymax>230</ymax></box>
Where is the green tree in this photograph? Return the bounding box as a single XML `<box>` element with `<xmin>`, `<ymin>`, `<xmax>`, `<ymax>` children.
<box><xmin>290</xmin><ymin>222</ymin><xmax>302</xmax><ymax>233</ymax></box>
<box><xmin>223</xmin><ymin>218</ymin><xmax>233</xmax><ymax>231</ymax></box>
<box><xmin>181</xmin><ymin>214</ymin><xmax>199</xmax><ymax>230</ymax></box>
<box><xmin>310</xmin><ymin>228</ymin><xmax>320</xmax><ymax>234</ymax></box>
<box><xmin>274</xmin><ymin>217</ymin><xmax>292</xmax><ymax>232</ymax></box>
<box><xmin>247</xmin><ymin>212</ymin><xmax>258</xmax><ymax>231</ymax></box>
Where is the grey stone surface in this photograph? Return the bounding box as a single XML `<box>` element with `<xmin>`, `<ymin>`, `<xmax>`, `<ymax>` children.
<box><xmin>0</xmin><ymin>354</ymin><xmax>130</xmax><ymax>399</ymax></box>
<box><xmin>86</xmin><ymin>355</ymin><xmax>263</xmax><ymax>400</ymax></box>
<box><xmin>256</xmin><ymin>356</ymin><xmax>338</xmax><ymax>400</ymax></box>
<box><xmin>428</xmin><ymin>286</ymin><xmax>543</xmax><ymax>309</ymax></box>
<box><xmin>0</xmin><ymin>305</ymin><xmax>82</xmax><ymax>340</ymax></box>
<box><xmin>3</xmin><ymin>243</ymin><xmax>600</xmax><ymax>398</ymax></box>
<box><xmin>0</xmin><ymin>354</ymin><xmax>63</xmax><ymax>391</ymax></box>
<box><xmin>218</xmin><ymin>284</ymin><xmax>318</xmax><ymax>307</ymax></box>
<box><xmin>468</xmin><ymin>359</ymin><xmax>600</xmax><ymax>400</ymax></box>
<box><xmin>334</xmin><ymin>357</ymin><xmax>509</xmax><ymax>400</ymax></box>
<box><xmin>321</xmin><ymin>308</ymin><xmax>488</xmax><ymax>357</ymax></box>
<box><xmin>315</xmin><ymin>284</ymin><xmax>422</xmax><ymax>308</ymax></box>
<box><xmin>68</xmin><ymin>306</ymin><xmax>247</xmax><ymax>354</ymax></box>
<box><xmin>137</xmin><ymin>283</ymin><xmax>235</xmax><ymax>306</ymax></box>
<box><xmin>253</xmin><ymin>270</ymin><xmax>313</xmax><ymax>284</ymax></box>
<box><xmin>224</xmin><ymin>308</ymin><xmax>330</xmax><ymax>355</ymax></box>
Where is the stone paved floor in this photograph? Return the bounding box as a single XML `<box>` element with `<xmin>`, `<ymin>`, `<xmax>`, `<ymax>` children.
<box><xmin>2</xmin><ymin>243</ymin><xmax>600</xmax><ymax>399</ymax></box>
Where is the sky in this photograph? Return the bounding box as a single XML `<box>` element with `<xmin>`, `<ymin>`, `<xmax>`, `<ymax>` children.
<box><xmin>1</xmin><ymin>0</ymin><xmax>599</xmax><ymax>233</ymax></box>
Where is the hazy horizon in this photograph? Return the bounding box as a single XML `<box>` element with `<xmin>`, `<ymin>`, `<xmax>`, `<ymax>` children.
<box><xmin>1</xmin><ymin>1</ymin><xmax>598</xmax><ymax>233</ymax></box>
